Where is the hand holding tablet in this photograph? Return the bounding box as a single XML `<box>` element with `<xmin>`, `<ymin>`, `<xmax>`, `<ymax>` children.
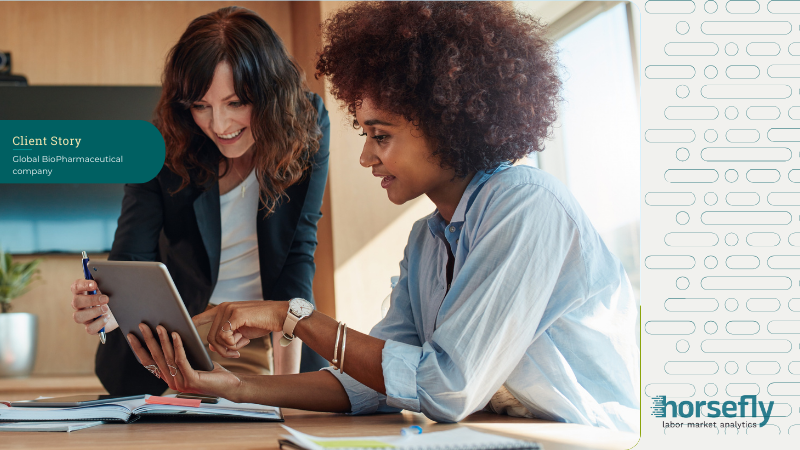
<box><xmin>70</xmin><ymin>279</ymin><xmax>118</xmax><ymax>336</ymax></box>
<box><xmin>86</xmin><ymin>260</ymin><xmax>214</xmax><ymax>371</ymax></box>
<box><xmin>76</xmin><ymin>260</ymin><xmax>276</xmax><ymax>397</ymax></box>
<box><xmin>126</xmin><ymin>324</ymin><xmax>244</xmax><ymax>397</ymax></box>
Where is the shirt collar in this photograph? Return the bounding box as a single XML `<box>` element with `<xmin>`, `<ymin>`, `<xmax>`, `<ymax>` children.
<box><xmin>426</xmin><ymin>162</ymin><xmax>513</xmax><ymax>239</ymax></box>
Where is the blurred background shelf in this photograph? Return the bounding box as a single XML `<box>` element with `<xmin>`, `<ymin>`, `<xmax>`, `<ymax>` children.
<box><xmin>0</xmin><ymin>375</ymin><xmax>106</xmax><ymax>402</ymax></box>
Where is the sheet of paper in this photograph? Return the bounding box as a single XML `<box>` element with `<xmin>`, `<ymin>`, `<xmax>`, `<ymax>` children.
<box><xmin>0</xmin><ymin>420</ymin><xmax>104</xmax><ymax>432</ymax></box>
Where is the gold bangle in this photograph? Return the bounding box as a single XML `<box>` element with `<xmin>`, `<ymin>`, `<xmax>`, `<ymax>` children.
<box><xmin>332</xmin><ymin>321</ymin><xmax>343</xmax><ymax>368</ymax></box>
<box><xmin>339</xmin><ymin>324</ymin><xmax>347</xmax><ymax>374</ymax></box>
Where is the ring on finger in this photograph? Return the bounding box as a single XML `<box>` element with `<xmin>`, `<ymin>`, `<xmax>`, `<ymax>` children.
<box><xmin>144</xmin><ymin>364</ymin><xmax>161</xmax><ymax>378</ymax></box>
<box><xmin>221</xmin><ymin>320</ymin><xmax>234</xmax><ymax>333</ymax></box>
<box><xmin>167</xmin><ymin>363</ymin><xmax>178</xmax><ymax>377</ymax></box>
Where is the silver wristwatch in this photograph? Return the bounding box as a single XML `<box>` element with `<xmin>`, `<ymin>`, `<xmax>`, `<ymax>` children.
<box><xmin>280</xmin><ymin>298</ymin><xmax>314</xmax><ymax>347</ymax></box>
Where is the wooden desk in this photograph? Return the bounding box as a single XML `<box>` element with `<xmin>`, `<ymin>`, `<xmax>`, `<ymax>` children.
<box><xmin>0</xmin><ymin>408</ymin><xmax>638</xmax><ymax>450</ymax></box>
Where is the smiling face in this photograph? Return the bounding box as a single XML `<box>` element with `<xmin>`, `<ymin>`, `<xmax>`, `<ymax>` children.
<box><xmin>190</xmin><ymin>61</ymin><xmax>255</xmax><ymax>159</ymax></box>
<box><xmin>356</xmin><ymin>98</ymin><xmax>461</xmax><ymax>207</ymax></box>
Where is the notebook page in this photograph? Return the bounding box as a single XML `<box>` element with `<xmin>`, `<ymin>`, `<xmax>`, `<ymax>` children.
<box><xmin>281</xmin><ymin>426</ymin><xmax>539</xmax><ymax>450</ymax></box>
<box><xmin>133</xmin><ymin>396</ymin><xmax>281</xmax><ymax>419</ymax></box>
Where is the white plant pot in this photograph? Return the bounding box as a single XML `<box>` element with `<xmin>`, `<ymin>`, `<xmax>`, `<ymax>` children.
<box><xmin>0</xmin><ymin>313</ymin><xmax>38</xmax><ymax>377</ymax></box>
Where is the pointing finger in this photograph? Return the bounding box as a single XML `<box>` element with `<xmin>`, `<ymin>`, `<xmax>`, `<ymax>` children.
<box><xmin>192</xmin><ymin>308</ymin><xmax>217</xmax><ymax>327</ymax></box>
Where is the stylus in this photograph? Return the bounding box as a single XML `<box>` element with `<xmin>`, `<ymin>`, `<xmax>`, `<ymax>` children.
<box><xmin>81</xmin><ymin>251</ymin><xmax>106</xmax><ymax>344</ymax></box>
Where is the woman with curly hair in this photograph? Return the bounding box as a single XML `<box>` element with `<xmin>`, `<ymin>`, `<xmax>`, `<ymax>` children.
<box><xmin>128</xmin><ymin>2</ymin><xmax>639</xmax><ymax>431</ymax></box>
<box><xmin>69</xmin><ymin>6</ymin><xmax>330</xmax><ymax>395</ymax></box>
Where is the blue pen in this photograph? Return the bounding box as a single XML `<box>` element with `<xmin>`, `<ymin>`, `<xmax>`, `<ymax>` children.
<box><xmin>81</xmin><ymin>251</ymin><xmax>106</xmax><ymax>344</ymax></box>
<box><xmin>401</xmin><ymin>426</ymin><xmax>423</xmax><ymax>436</ymax></box>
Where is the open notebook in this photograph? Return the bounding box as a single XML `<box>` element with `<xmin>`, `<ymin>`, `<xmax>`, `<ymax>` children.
<box><xmin>0</xmin><ymin>395</ymin><xmax>282</xmax><ymax>423</ymax></box>
<box><xmin>279</xmin><ymin>426</ymin><xmax>540</xmax><ymax>450</ymax></box>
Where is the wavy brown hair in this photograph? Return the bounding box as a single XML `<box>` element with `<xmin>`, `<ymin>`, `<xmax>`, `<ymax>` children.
<box><xmin>154</xmin><ymin>6</ymin><xmax>321</xmax><ymax>213</ymax></box>
<box><xmin>316</xmin><ymin>1</ymin><xmax>561</xmax><ymax>177</ymax></box>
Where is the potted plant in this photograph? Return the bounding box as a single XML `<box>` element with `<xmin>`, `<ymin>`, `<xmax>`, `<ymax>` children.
<box><xmin>0</xmin><ymin>246</ymin><xmax>42</xmax><ymax>377</ymax></box>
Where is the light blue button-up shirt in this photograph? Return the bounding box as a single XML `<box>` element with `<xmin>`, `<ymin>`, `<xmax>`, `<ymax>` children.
<box><xmin>325</xmin><ymin>164</ymin><xmax>639</xmax><ymax>432</ymax></box>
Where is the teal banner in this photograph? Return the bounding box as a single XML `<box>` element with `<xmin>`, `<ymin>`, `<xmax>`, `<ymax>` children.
<box><xmin>1</xmin><ymin>120</ymin><xmax>165</xmax><ymax>183</ymax></box>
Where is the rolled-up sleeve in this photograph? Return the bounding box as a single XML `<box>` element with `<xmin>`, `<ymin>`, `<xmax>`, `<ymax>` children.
<box><xmin>322</xmin><ymin>367</ymin><xmax>400</xmax><ymax>414</ymax></box>
<box><xmin>378</xmin><ymin>184</ymin><xmax>580</xmax><ymax>423</ymax></box>
<box><xmin>381</xmin><ymin>340</ymin><xmax>423</xmax><ymax>410</ymax></box>
<box><xmin>321</xmin><ymin>230</ymin><xmax>420</xmax><ymax>415</ymax></box>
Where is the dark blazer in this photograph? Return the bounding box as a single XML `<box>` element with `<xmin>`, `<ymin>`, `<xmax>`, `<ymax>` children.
<box><xmin>96</xmin><ymin>94</ymin><xmax>330</xmax><ymax>395</ymax></box>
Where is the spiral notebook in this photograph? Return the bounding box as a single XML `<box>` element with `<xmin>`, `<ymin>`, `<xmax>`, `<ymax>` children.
<box><xmin>279</xmin><ymin>425</ymin><xmax>540</xmax><ymax>450</ymax></box>
<box><xmin>0</xmin><ymin>395</ymin><xmax>282</xmax><ymax>423</ymax></box>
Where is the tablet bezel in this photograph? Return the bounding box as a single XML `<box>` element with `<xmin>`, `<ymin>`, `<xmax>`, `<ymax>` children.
<box><xmin>87</xmin><ymin>260</ymin><xmax>214</xmax><ymax>372</ymax></box>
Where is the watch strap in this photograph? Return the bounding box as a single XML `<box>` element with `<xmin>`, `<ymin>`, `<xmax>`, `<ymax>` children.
<box><xmin>281</xmin><ymin>310</ymin><xmax>301</xmax><ymax>347</ymax></box>
<box><xmin>280</xmin><ymin>299</ymin><xmax>312</xmax><ymax>347</ymax></box>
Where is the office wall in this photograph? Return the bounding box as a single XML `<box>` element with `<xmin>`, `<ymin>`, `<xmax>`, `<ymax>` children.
<box><xmin>289</xmin><ymin>2</ymin><xmax>336</xmax><ymax>320</ymax></box>
<box><xmin>0</xmin><ymin>1</ymin><xmax>335</xmax><ymax>375</ymax></box>
<box><xmin>0</xmin><ymin>2</ymin><xmax>293</xmax><ymax>85</ymax></box>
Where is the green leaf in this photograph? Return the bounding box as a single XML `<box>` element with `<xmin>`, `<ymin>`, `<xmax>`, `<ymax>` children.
<box><xmin>0</xmin><ymin>245</ymin><xmax>43</xmax><ymax>311</ymax></box>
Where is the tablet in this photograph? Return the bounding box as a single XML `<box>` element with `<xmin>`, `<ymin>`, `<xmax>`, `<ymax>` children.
<box><xmin>87</xmin><ymin>260</ymin><xmax>214</xmax><ymax>372</ymax></box>
<box><xmin>11</xmin><ymin>394</ymin><xmax>145</xmax><ymax>408</ymax></box>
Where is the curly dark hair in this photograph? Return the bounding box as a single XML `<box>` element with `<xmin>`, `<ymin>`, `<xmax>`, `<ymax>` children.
<box><xmin>316</xmin><ymin>1</ymin><xmax>562</xmax><ymax>177</ymax></box>
<box><xmin>155</xmin><ymin>6</ymin><xmax>321</xmax><ymax>214</ymax></box>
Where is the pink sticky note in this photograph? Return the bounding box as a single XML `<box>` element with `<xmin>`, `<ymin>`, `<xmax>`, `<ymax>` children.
<box><xmin>145</xmin><ymin>396</ymin><xmax>201</xmax><ymax>408</ymax></box>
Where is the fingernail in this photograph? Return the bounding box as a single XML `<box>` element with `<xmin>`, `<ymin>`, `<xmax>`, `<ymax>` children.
<box><xmin>101</xmin><ymin>295</ymin><xmax>108</xmax><ymax>303</ymax></box>
<box><xmin>101</xmin><ymin>305</ymin><xmax>109</xmax><ymax>312</ymax></box>
<box><xmin>88</xmin><ymin>282</ymin><xmax>94</xmax><ymax>288</ymax></box>
<box><xmin>172</xmin><ymin>332</ymin><xmax>179</xmax><ymax>340</ymax></box>
<box><xmin>126</xmin><ymin>335</ymin><xmax>132</xmax><ymax>343</ymax></box>
<box><xmin>104</xmin><ymin>317</ymin><xmax>109</xmax><ymax>323</ymax></box>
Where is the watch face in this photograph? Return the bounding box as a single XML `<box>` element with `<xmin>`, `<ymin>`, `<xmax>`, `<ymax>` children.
<box><xmin>290</xmin><ymin>298</ymin><xmax>314</xmax><ymax>316</ymax></box>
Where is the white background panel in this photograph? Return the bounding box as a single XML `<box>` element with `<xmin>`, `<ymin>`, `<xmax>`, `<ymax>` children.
<box><xmin>641</xmin><ymin>2</ymin><xmax>800</xmax><ymax>444</ymax></box>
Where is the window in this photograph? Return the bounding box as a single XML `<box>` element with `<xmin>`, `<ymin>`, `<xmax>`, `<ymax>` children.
<box><xmin>518</xmin><ymin>1</ymin><xmax>641</xmax><ymax>343</ymax></box>
<box><xmin>553</xmin><ymin>3</ymin><xmax>640</xmax><ymax>301</ymax></box>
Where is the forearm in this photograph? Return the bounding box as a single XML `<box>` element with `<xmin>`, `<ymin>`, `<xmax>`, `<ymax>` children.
<box><xmin>293</xmin><ymin>311</ymin><xmax>387</xmax><ymax>395</ymax></box>
<box><xmin>235</xmin><ymin>370</ymin><xmax>351</xmax><ymax>412</ymax></box>
<box><xmin>272</xmin><ymin>333</ymin><xmax>301</xmax><ymax>375</ymax></box>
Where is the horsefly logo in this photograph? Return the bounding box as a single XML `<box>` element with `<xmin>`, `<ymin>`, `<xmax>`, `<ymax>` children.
<box><xmin>651</xmin><ymin>395</ymin><xmax>774</xmax><ymax>427</ymax></box>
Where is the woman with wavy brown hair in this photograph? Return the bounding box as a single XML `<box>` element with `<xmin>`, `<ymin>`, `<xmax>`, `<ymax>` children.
<box><xmin>69</xmin><ymin>6</ymin><xmax>330</xmax><ymax>395</ymax></box>
<box><xmin>121</xmin><ymin>1</ymin><xmax>638</xmax><ymax>432</ymax></box>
